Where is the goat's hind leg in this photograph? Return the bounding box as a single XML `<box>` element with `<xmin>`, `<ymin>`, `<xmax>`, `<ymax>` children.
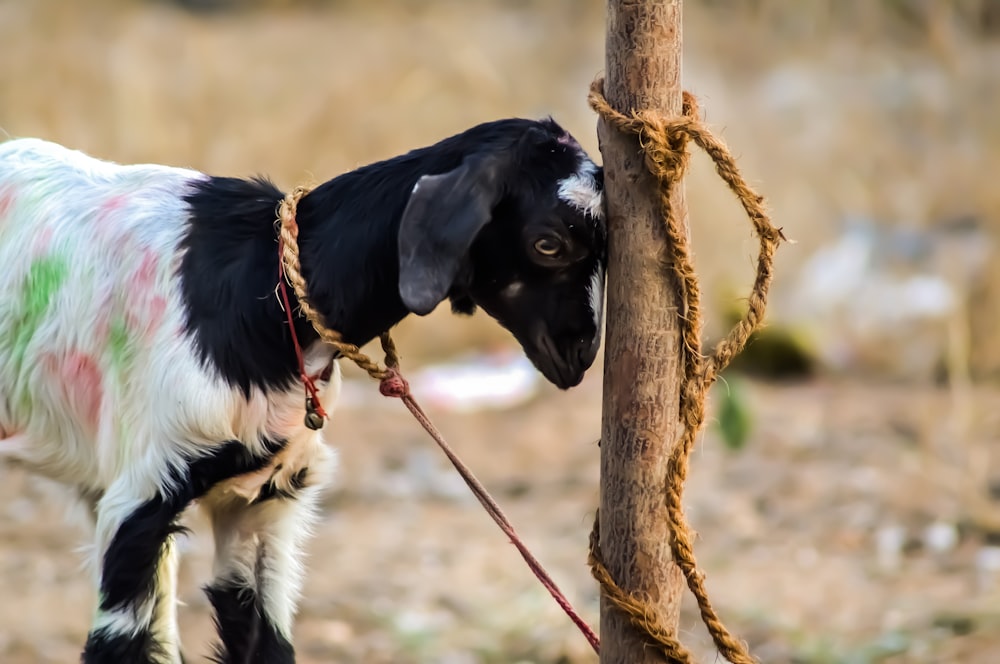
<box><xmin>82</xmin><ymin>481</ymin><xmax>188</xmax><ymax>664</ymax></box>
<box><xmin>76</xmin><ymin>489</ymin><xmax>184</xmax><ymax>661</ymax></box>
<box><xmin>82</xmin><ymin>440</ymin><xmax>269</xmax><ymax>664</ymax></box>
<box><xmin>151</xmin><ymin>535</ymin><xmax>185</xmax><ymax>662</ymax></box>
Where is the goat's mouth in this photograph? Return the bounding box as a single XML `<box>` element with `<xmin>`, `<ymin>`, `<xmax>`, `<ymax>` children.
<box><xmin>530</xmin><ymin>334</ymin><xmax>592</xmax><ymax>390</ymax></box>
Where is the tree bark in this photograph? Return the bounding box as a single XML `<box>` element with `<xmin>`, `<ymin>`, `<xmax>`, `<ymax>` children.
<box><xmin>598</xmin><ymin>1</ymin><xmax>687</xmax><ymax>662</ymax></box>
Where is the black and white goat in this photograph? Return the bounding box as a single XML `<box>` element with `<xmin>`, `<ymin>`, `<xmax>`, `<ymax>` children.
<box><xmin>0</xmin><ymin>118</ymin><xmax>605</xmax><ymax>663</ymax></box>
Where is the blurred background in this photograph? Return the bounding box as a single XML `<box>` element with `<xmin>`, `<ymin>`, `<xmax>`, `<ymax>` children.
<box><xmin>2</xmin><ymin>0</ymin><xmax>1000</xmax><ymax>661</ymax></box>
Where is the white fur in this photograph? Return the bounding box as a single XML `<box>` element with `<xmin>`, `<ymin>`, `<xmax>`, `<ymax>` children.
<box><xmin>561</xmin><ymin>159</ymin><xmax>605</xmax><ymax>331</ymax></box>
<box><xmin>93</xmin><ymin>606</ymin><xmax>154</xmax><ymax>638</ymax></box>
<box><xmin>557</xmin><ymin>161</ymin><xmax>604</xmax><ymax>220</ymax></box>
<box><xmin>0</xmin><ymin>138</ymin><xmax>339</xmax><ymax>659</ymax></box>
<box><xmin>588</xmin><ymin>264</ymin><xmax>605</xmax><ymax>331</ymax></box>
<box><xmin>502</xmin><ymin>281</ymin><xmax>524</xmax><ymax>298</ymax></box>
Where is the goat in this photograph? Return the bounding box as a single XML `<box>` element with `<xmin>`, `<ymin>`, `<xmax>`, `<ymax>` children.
<box><xmin>0</xmin><ymin>118</ymin><xmax>606</xmax><ymax>663</ymax></box>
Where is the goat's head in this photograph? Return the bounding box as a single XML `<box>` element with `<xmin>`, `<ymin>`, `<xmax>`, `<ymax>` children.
<box><xmin>397</xmin><ymin>119</ymin><xmax>606</xmax><ymax>389</ymax></box>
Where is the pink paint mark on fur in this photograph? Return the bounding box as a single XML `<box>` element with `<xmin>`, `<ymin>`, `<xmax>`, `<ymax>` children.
<box><xmin>64</xmin><ymin>353</ymin><xmax>103</xmax><ymax>432</ymax></box>
<box><xmin>32</xmin><ymin>226</ymin><xmax>54</xmax><ymax>255</ymax></box>
<box><xmin>147</xmin><ymin>296</ymin><xmax>167</xmax><ymax>334</ymax></box>
<box><xmin>0</xmin><ymin>186</ymin><xmax>16</xmax><ymax>220</ymax></box>
<box><xmin>88</xmin><ymin>288</ymin><xmax>117</xmax><ymax>346</ymax></box>
<box><xmin>92</xmin><ymin>293</ymin><xmax>114</xmax><ymax>347</ymax></box>
<box><xmin>134</xmin><ymin>250</ymin><xmax>158</xmax><ymax>292</ymax></box>
<box><xmin>124</xmin><ymin>296</ymin><xmax>166</xmax><ymax>341</ymax></box>
<box><xmin>94</xmin><ymin>195</ymin><xmax>137</xmax><ymax>262</ymax></box>
<box><xmin>41</xmin><ymin>351</ymin><xmax>104</xmax><ymax>433</ymax></box>
<box><xmin>99</xmin><ymin>194</ymin><xmax>127</xmax><ymax>221</ymax></box>
<box><xmin>40</xmin><ymin>352</ymin><xmax>60</xmax><ymax>376</ymax></box>
<box><xmin>123</xmin><ymin>251</ymin><xmax>167</xmax><ymax>341</ymax></box>
<box><xmin>556</xmin><ymin>131</ymin><xmax>581</xmax><ymax>148</ymax></box>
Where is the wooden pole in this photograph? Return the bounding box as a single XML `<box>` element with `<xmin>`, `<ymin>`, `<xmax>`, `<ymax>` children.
<box><xmin>598</xmin><ymin>1</ymin><xmax>686</xmax><ymax>662</ymax></box>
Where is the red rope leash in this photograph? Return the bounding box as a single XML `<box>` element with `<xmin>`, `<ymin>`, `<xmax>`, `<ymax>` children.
<box><xmin>378</xmin><ymin>367</ymin><xmax>601</xmax><ymax>654</ymax></box>
<box><xmin>277</xmin><ymin>239</ymin><xmax>328</xmax><ymax>421</ymax></box>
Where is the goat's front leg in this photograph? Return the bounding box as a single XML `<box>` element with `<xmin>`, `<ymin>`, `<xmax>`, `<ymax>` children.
<box><xmin>203</xmin><ymin>448</ymin><xmax>331</xmax><ymax>664</ymax></box>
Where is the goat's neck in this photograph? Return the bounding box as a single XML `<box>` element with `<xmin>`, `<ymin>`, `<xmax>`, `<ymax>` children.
<box><xmin>292</xmin><ymin>131</ymin><xmax>526</xmax><ymax>348</ymax></box>
<box><xmin>180</xmin><ymin>173</ymin><xmax>418</xmax><ymax>395</ymax></box>
<box><xmin>293</xmin><ymin>179</ymin><xmax>416</xmax><ymax>349</ymax></box>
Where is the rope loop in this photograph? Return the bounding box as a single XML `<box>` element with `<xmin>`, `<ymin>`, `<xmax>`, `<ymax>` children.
<box><xmin>587</xmin><ymin>75</ymin><xmax>785</xmax><ymax>664</ymax></box>
<box><xmin>277</xmin><ymin>187</ymin><xmax>397</xmax><ymax>386</ymax></box>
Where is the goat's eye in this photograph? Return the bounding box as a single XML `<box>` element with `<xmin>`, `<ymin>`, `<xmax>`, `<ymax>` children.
<box><xmin>533</xmin><ymin>237</ymin><xmax>562</xmax><ymax>257</ymax></box>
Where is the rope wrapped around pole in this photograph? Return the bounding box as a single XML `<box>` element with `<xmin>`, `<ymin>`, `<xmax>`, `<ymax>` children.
<box><xmin>588</xmin><ymin>75</ymin><xmax>785</xmax><ymax>664</ymax></box>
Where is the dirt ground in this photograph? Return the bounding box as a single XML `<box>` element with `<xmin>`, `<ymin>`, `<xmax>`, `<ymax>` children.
<box><xmin>0</xmin><ymin>367</ymin><xmax>998</xmax><ymax>663</ymax></box>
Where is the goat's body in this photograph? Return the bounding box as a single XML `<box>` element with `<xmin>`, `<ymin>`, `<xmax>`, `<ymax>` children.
<box><xmin>0</xmin><ymin>138</ymin><xmax>335</xmax><ymax>499</ymax></box>
<box><xmin>0</xmin><ymin>139</ymin><xmax>338</xmax><ymax>662</ymax></box>
<box><xmin>0</xmin><ymin>116</ymin><xmax>605</xmax><ymax>663</ymax></box>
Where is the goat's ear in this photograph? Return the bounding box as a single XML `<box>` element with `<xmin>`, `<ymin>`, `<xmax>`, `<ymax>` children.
<box><xmin>398</xmin><ymin>156</ymin><xmax>501</xmax><ymax>316</ymax></box>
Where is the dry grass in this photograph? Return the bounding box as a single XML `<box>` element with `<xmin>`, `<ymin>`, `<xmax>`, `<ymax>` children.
<box><xmin>3</xmin><ymin>0</ymin><xmax>997</xmax><ymax>363</ymax></box>
<box><xmin>2</xmin><ymin>0</ymin><xmax>1000</xmax><ymax>662</ymax></box>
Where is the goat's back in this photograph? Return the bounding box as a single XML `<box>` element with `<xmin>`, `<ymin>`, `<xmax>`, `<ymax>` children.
<box><xmin>0</xmin><ymin>139</ymin><xmax>245</xmax><ymax>489</ymax></box>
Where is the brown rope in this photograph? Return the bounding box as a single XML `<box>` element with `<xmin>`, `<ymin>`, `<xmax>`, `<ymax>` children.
<box><xmin>589</xmin><ymin>518</ymin><xmax>694</xmax><ymax>664</ymax></box>
<box><xmin>277</xmin><ymin>185</ymin><xmax>399</xmax><ymax>381</ymax></box>
<box><xmin>587</xmin><ymin>76</ymin><xmax>785</xmax><ymax>664</ymax></box>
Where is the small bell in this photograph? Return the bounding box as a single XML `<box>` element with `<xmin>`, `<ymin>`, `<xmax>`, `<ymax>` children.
<box><xmin>304</xmin><ymin>396</ymin><xmax>324</xmax><ymax>430</ymax></box>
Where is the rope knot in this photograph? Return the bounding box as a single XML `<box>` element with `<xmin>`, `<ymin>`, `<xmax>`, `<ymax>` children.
<box><xmin>378</xmin><ymin>367</ymin><xmax>410</xmax><ymax>399</ymax></box>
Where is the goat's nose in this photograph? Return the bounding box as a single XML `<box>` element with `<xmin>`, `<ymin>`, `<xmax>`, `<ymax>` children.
<box><xmin>574</xmin><ymin>335</ymin><xmax>598</xmax><ymax>367</ymax></box>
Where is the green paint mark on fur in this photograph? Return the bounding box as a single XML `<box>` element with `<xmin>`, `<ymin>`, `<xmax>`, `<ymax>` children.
<box><xmin>108</xmin><ymin>318</ymin><xmax>134</xmax><ymax>374</ymax></box>
<box><xmin>14</xmin><ymin>256</ymin><xmax>68</xmax><ymax>352</ymax></box>
<box><xmin>107</xmin><ymin>316</ymin><xmax>138</xmax><ymax>447</ymax></box>
<box><xmin>10</xmin><ymin>255</ymin><xmax>68</xmax><ymax>407</ymax></box>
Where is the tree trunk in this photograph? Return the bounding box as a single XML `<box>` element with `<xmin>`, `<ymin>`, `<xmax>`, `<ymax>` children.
<box><xmin>598</xmin><ymin>1</ymin><xmax>688</xmax><ymax>662</ymax></box>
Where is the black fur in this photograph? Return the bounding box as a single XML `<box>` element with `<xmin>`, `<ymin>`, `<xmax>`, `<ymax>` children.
<box><xmin>97</xmin><ymin>497</ymin><xmax>184</xmax><ymax>613</ymax></box>
<box><xmin>87</xmin><ymin>439</ymin><xmax>285</xmax><ymax>663</ymax></box>
<box><xmin>82</xmin><ymin>628</ymin><xmax>165</xmax><ymax>664</ymax></box>
<box><xmin>253</xmin><ymin>467</ymin><xmax>309</xmax><ymax>504</ymax></box>
<box><xmin>180</xmin><ymin>117</ymin><xmax>602</xmax><ymax>393</ymax></box>
<box><xmin>206</xmin><ymin>580</ymin><xmax>295</xmax><ymax>664</ymax></box>
<box><xmin>179</xmin><ymin>176</ymin><xmax>313</xmax><ymax>398</ymax></box>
